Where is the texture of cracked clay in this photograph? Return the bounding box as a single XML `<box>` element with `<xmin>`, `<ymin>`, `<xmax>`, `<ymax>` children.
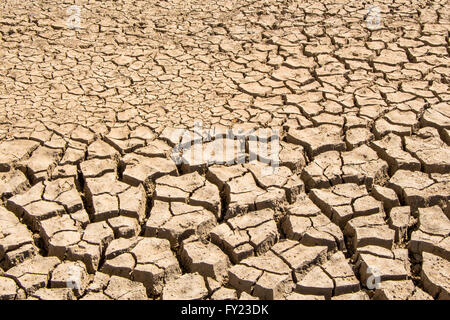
<box><xmin>0</xmin><ymin>0</ymin><xmax>449</xmax><ymax>300</ymax></box>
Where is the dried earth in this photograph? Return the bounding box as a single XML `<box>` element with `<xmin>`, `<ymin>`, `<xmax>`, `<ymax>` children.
<box><xmin>0</xmin><ymin>0</ymin><xmax>449</xmax><ymax>300</ymax></box>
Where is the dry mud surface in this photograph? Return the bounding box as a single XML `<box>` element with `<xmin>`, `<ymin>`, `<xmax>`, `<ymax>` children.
<box><xmin>0</xmin><ymin>0</ymin><xmax>449</xmax><ymax>300</ymax></box>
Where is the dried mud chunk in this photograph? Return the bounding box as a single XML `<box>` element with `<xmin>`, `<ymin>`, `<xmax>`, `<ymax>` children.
<box><xmin>43</xmin><ymin>178</ymin><xmax>84</xmax><ymax>214</ymax></box>
<box><xmin>0</xmin><ymin>276</ymin><xmax>18</xmax><ymax>300</ymax></box>
<box><xmin>118</xmin><ymin>184</ymin><xmax>147</xmax><ymax>222</ymax></box>
<box><xmin>159</xmin><ymin>128</ymin><xmax>185</xmax><ymax>147</ymax></box>
<box><xmin>282</xmin><ymin>196</ymin><xmax>344</xmax><ymax>250</ymax></box>
<box><xmin>283</xmin><ymin>193</ymin><xmax>322</xmax><ymax>217</ymax></box>
<box><xmin>295</xmin><ymin>266</ymin><xmax>333</xmax><ymax>299</ymax></box>
<box><xmin>180</xmin><ymin>239</ymin><xmax>230</xmax><ymax>281</ymax></box>
<box><xmin>145</xmin><ymin>201</ymin><xmax>216</xmax><ymax>248</ymax></box>
<box><xmin>331</xmin><ymin>291</ymin><xmax>370</xmax><ymax>300</ymax></box>
<box><xmin>301</xmin><ymin>151</ymin><xmax>342</xmax><ymax>189</ymax></box>
<box><xmin>238</xmin><ymin>82</ymin><xmax>272</xmax><ymax>98</ymax></box>
<box><xmin>162</xmin><ymin>273</ymin><xmax>209</xmax><ymax>300</ymax></box>
<box><xmin>353</xmin><ymin>196</ymin><xmax>383</xmax><ymax>216</ymax></box>
<box><xmin>254</xmin><ymin>187</ymin><xmax>286</xmax><ymax>212</ymax></box>
<box><xmin>421</xmin><ymin>103</ymin><xmax>450</xmax><ymax>130</ymax></box>
<box><xmin>224</xmin><ymin>172</ymin><xmax>285</xmax><ymax>218</ymax></box>
<box><xmin>229</xmin><ymin>249</ymin><xmax>294</xmax><ymax>300</ymax></box>
<box><xmin>104</xmin><ymin>276</ymin><xmax>148</xmax><ymax>300</ymax></box>
<box><xmin>341</xmin><ymin>145</ymin><xmax>388</xmax><ymax>188</ymax></box>
<box><xmin>206</xmin><ymin>164</ymin><xmax>247</xmax><ymax>190</ymax></box>
<box><xmin>0</xmin><ymin>207</ymin><xmax>36</xmax><ymax>269</ymax></box>
<box><xmin>190</xmin><ymin>180</ymin><xmax>222</xmax><ymax>218</ymax></box>
<box><xmin>355</xmin><ymin>245</ymin><xmax>393</xmax><ymax>259</ymax></box>
<box><xmin>421</xmin><ymin>252</ymin><xmax>450</xmax><ymax>300</ymax></box>
<box><xmin>310</xmin><ymin>183</ymin><xmax>365</xmax><ymax>214</ymax></box>
<box><xmin>210</xmin><ymin>208</ymin><xmax>278</xmax><ymax>263</ymax></box>
<box><xmin>143</xmin><ymin>200</ymin><xmax>171</xmax><ymax>233</ymax></box>
<box><xmin>155</xmin><ymin>172</ymin><xmax>221</xmax><ymax>217</ymax></box>
<box><xmin>87</xmin><ymin>140</ymin><xmax>120</xmax><ymax>160</ymax></box>
<box><xmin>272</xmin><ymin>66</ymin><xmax>313</xmax><ymax>83</ymax></box>
<box><xmin>322</xmin><ymin>252</ymin><xmax>360</xmax><ymax>296</ymax></box>
<box><xmin>409</xmin><ymin>206</ymin><xmax>450</xmax><ymax>260</ymax></box>
<box><xmin>85</xmin><ymin>271</ymin><xmax>110</xmax><ymax>293</ymax></box>
<box><xmin>67</xmin><ymin>241</ymin><xmax>101</xmax><ymax>274</ymax></box>
<box><xmin>22</xmin><ymin>200</ymin><xmax>66</xmax><ymax>232</ymax></box>
<box><xmin>0</xmin><ymin>170</ymin><xmax>29</xmax><ymax>199</ymax></box>
<box><xmin>24</xmin><ymin>146</ymin><xmax>62</xmax><ymax>183</ymax></box>
<box><xmin>103</xmin><ymin>237</ymin><xmax>181</xmax><ymax>295</ymax></box>
<box><xmin>31</xmin><ymin>288</ymin><xmax>75</xmax><ymax>300</ymax></box>
<box><xmin>271</xmin><ymin>240</ymin><xmax>328</xmax><ymax>273</ymax></box>
<box><xmin>39</xmin><ymin>215</ymin><xmax>81</xmax><ymax>259</ymax></box>
<box><xmin>50</xmin><ymin>261</ymin><xmax>89</xmax><ymax>296</ymax></box>
<box><xmin>373</xmin><ymin>49</ymin><xmax>409</xmax><ymax>65</ymax></box>
<box><xmin>344</xmin><ymin>214</ymin><xmax>394</xmax><ymax>251</ymax></box>
<box><xmin>0</xmin><ymin>139</ymin><xmax>40</xmax><ymax>172</ymax></box>
<box><xmin>388</xmin><ymin>170</ymin><xmax>449</xmax><ymax>208</ymax></box>
<box><xmin>371</xmin><ymin>185</ymin><xmax>400</xmax><ymax>211</ymax></box>
<box><xmin>107</xmin><ymin>216</ymin><xmax>140</xmax><ymax>238</ymax></box>
<box><xmin>404</xmin><ymin>127</ymin><xmax>450</xmax><ymax>174</ymax></box>
<box><xmin>2</xmin><ymin>244</ymin><xmax>37</xmax><ymax>272</ymax></box>
<box><xmin>286</xmin><ymin>125</ymin><xmax>345</xmax><ymax>158</ymax></box>
<box><xmin>384</xmin><ymin>110</ymin><xmax>419</xmax><ymax>129</ymax></box>
<box><xmin>371</xmin><ymin>134</ymin><xmax>420</xmax><ymax>174</ymax></box>
<box><xmin>104</xmin><ymin>136</ymin><xmax>145</xmax><ymax>155</ymax></box>
<box><xmin>66</xmin><ymin>222</ymin><xmax>114</xmax><ymax>273</ymax></box>
<box><xmin>122</xmin><ymin>154</ymin><xmax>177</xmax><ymax>186</ymax></box>
<box><xmin>252</xmin><ymin>271</ymin><xmax>293</xmax><ymax>300</ymax></box>
<box><xmin>154</xmin><ymin>171</ymin><xmax>205</xmax><ymax>203</ymax></box>
<box><xmin>130</xmin><ymin>126</ymin><xmax>156</xmax><ymax>142</ymax></box>
<box><xmin>278</xmin><ymin>142</ymin><xmax>306</xmax><ymax>172</ymax></box>
<box><xmin>82</xmin><ymin>221</ymin><xmax>114</xmax><ymax>251</ymax></box>
<box><xmin>101</xmin><ymin>252</ymin><xmax>135</xmax><ymax>279</ymax></box>
<box><xmin>286</xmin><ymin>292</ymin><xmax>325</xmax><ymax>300</ymax></box>
<box><xmin>135</xmin><ymin>140</ymin><xmax>171</xmax><ymax>158</ymax></box>
<box><xmin>245</xmin><ymin>162</ymin><xmax>304</xmax><ymax>203</ymax></box>
<box><xmin>357</xmin><ymin>253</ymin><xmax>409</xmax><ymax>286</ymax></box>
<box><xmin>302</xmin><ymin>145</ymin><xmax>388</xmax><ymax>190</ymax></box>
<box><xmin>60</xmin><ymin>146</ymin><xmax>85</xmax><ymax>166</ymax></box>
<box><xmin>309</xmin><ymin>184</ymin><xmax>380</xmax><ymax>228</ymax></box>
<box><xmin>71</xmin><ymin>126</ymin><xmax>95</xmax><ymax>144</ymax></box>
<box><xmin>84</xmin><ymin>173</ymin><xmax>129</xmax><ymax>199</ymax></box>
<box><xmin>374</xmin><ymin>118</ymin><xmax>412</xmax><ymax>139</ymax></box>
<box><xmin>180</xmin><ymin>138</ymin><xmax>245</xmax><ymax>173</ymax></box>
<box><xmin>372</xmin><ymin>280</ymin><xmax>415</xmax><ymax>300</ymax></box>
<box><xmin>210</xmin><ymin>287</ymin><xmax>238</xmax><ymax>300</ymax></box>
<box><xmin>4</xmin><ymin>256</ymin><xmax>60</xmax><ymax>294</ymax></box>
<box><xmin>389</xmin><ymin>206</ymin><xmax>413</xmax><ymax>242</ymax></box>
<box><xmin>205</xmin><ymin>275</ymin><xmax>221</xmax><ymax>294</ymax></box>
<box><xmin>80</xmin><ymin>158</ymin><xmax>116</xmax><ymax>178</ymax></box>
<box><xmin>345</xmin><ymin>127</ymin><xmax>374</xmax><ymax>149</ymax></box>
<box><xmin>51</xmin><ymin>165</ymin><xmax>78</xmax><ymax>180</ymax></box>
<box><xmin>91</xmin><ymin>193</ymin><xmax>119</xmax><ymax>222</ymax></box>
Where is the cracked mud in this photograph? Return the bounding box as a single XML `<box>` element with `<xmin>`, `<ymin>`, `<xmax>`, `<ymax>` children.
<box><xmin>0</xmin><ymin>0</ymin><xmax>449</xmax><ymax>300</ymax></box>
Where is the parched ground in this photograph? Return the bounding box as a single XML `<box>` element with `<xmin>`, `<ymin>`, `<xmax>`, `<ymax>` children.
<box><xmin>0</xmin><ymin>0</ymin><xmax>449</xmax><ymax>300</ymax></box>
